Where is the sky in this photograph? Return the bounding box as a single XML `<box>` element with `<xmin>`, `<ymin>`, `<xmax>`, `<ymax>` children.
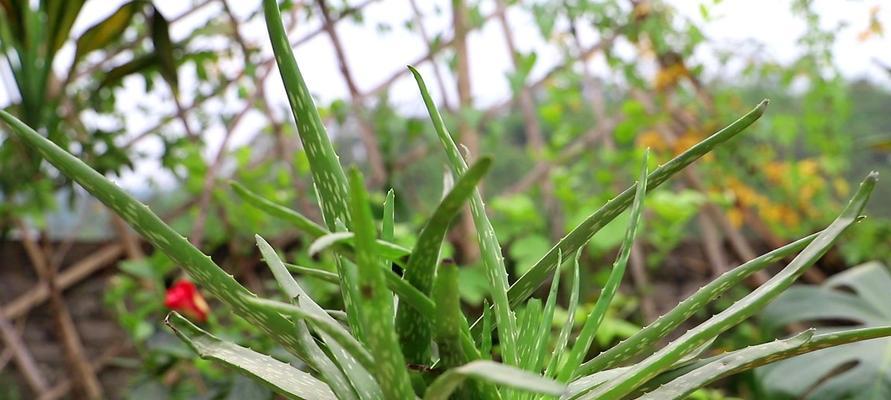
<box><xmin>0</xmin><ymin>0</ymin><xmax>888</xmax><ymax>190</ymax></box>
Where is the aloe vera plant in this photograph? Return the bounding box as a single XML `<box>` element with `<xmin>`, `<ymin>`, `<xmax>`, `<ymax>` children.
<box><xmin>0</xmin><ymin>1</ymin><xmax>886</xmax><ymax>398</ymax></box>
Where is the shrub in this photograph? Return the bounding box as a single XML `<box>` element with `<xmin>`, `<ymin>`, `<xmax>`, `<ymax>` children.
<box><xmin>0</xmin><ymin>1</ymin><xmax>884</xmax><ymax>398</ymax></box>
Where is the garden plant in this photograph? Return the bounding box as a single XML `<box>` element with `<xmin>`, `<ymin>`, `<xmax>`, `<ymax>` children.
<box><xmin>0</xmin><ymin>1</ymin><xmax>887</xmax><ymax>399</ymax></box>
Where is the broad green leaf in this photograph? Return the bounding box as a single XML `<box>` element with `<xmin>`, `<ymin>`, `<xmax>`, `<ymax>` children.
<box><xmin>397</xmin><ymin>157</ymin><xmax>492</xmax><ymax>364</ymax></box>
<box><xmin>757</xmin><ymin>261</ymin><xmax>891</xmax><ymax>399</ymax></box>
<box><xmin>424</xmin><ymin>360</ymin><xmax>566</xmax><ymax>400</ymax></box>
<box><xmin>347</xmin><ymin>168</ymin><xmax>415</xmax><ymax>398</ymax></box>
<box><xmin>98</xmin><ymin>53</ymin><xmax>160</xmax><ymax>89</ymax></box>
<box><xmin>558</xmin><ymin>152</ymin><xmax>649</xmax><ymax>381</ymax></box>
<box><xmin>74</xmin><ymin>1</ymin><xmax>138</xmax><ymax>63</ymax></box>
<box><xmin>410</xmin><ymin>65</ymin><xmax>519</xmax><ymax>366</ymax></box>
<box><xmin>0</xmin><ymin>110</ymin><xmax>326</xmax><ymax>375</ymax></box>
<box><xmin>577</xmin><ymin>231</ymin><xmax>821</xmax><ymax>376</ymax></box>
<box><xmin>150</xmin><ymin>5</ymin><xmax>177</xmax><ymax>92</ymax></box>
<box><xmin>577</xmin><ymin>172</ymin><xmax>877</xmax><ymax>400</ymax></box>
<box><xmin>46</xmin><ymin>0</ymin><xmax>85</xmax><ymax>55</ymax></box>
<box><xmin>165</xmin><ymin>312</ymin><xmax>335</xmax><ymax>400</ymax></box>
<box><xmin>256</xmin><ymin>235</ymin><xmax>378</xmax><ymax>400</ymax></box>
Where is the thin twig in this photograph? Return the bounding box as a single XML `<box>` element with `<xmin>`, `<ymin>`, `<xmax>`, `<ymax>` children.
<box><xmin>39</xmin><ymin>341</ymin><xmax>130</xmax><ymax>400</ymax></box>
<box><xmin>17</xmin><ymin>222</ymin><xmax>103</xmax><ymax>399</ymax></box>
<box><xmin>0</xmin><ymin>314</ymin><xmax>48</xmax><ymax>396</ymax></box>
<box><xmin>697</xmin><ymin>213</ymin><xmax>729</xmax><ymax>276</ymax></box>
<box><xmin>629</xmin><ymin>243</ymin><xmax>656</xmax><ymax>323</ymax></box>
<box><xmin>2</xmin><ymin>244</ymin><xmax>124</xmax><ymax>320</ymax></box>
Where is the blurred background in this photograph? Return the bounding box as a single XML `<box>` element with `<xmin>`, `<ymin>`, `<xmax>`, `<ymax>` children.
<box><xmin>0</xmin><ymin>0</ymin><xmax>889</xmax><ymax>398</ymax></box>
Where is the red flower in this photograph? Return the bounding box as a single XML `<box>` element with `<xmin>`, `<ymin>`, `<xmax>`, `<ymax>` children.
<box><xmin>164</xmin><ymin>279</ymin><xmax>210</xmax><ymax>322</ymax></box>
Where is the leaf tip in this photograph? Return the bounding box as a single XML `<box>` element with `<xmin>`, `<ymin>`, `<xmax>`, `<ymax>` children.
<box><xmin>757</xmin><ymin>98</ymin><xmax>770</xmax><ymax>113</ymax></box>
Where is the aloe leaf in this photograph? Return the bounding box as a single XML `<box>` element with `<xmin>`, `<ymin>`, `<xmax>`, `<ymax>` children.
<box><xmin>432</xmin><ymin>264</ymin><xmax>494</xmax><ymax>398</ymax></box>
<box><xmin>505</xmin><ymin>101</ymin><xmax>769</xmax><ymax>311</ymax></box>
<box><xmin>0</xmin><ymin>111</ymin><xmax>324</xmax><ymax>372</ymax></box>
<box><xmin>516</xmin><ymin>299</ymin><xmax>543</xmax><ymax>372</ymax></box>
<box><xmin>305</xmin><ymin>230</ymin><xmax>411</xmax><ymax>260</ymax></box>
<box><xmin>410</xmin><ymin>66</ymin><xmax>519</xmax><ymax>366</ymax></box>
<box><xmin>638</xmin><ymin>325</ymin><xmax>891</xmax><ymax>399</ymax></box>
<box><xmin>263</xmin><ymin>0</ymin><xmax>373</xmax><ymax>344</ymax></box>
<box><xmin>566</xmin><ymin>338</ymin><xmax>717</xmax><ymax>397</ymax></box>
<box><xmin>526</xmin><ymin>249</ymin><xmax>563</xmax><ymax>373</ymax></box>
<box><xmin>165</xmin><ymin>312</ymin><xmax>336</xmax><ymax>400</ymax></box>
<box><xmin>231</xmin><ymin>181</ymin><xmax>327</xmax><ymax>237</ymax></box>
<box><xmin>433</xmin><ymin>264</ymin><xmax>471</xmax><ymax>368</ymax></box>
<box><xmin>545</xmin><ymin>251</ymin><xmax>581</xmax><ymax>378</ymax></box>
<box><xmin>558</xmin><ymin>152</ymin><xmax>649</xmax><ymax>382</ymax></box>
<box><xmin>257</xmin><ymin>235</ymin><xmax>361</xmax><ymax>400</ymax></box>
<box><xmin>233</xmin><ymin>182</ymin><xmax>412</xmax><ymax>260</ymax></box>
<box><xmin>570</xmin><ymin>325</ymin><xmax>891</xmax><ymax>399</ymax></box>
<box><xmin>638</xmin><ymin>330</ymin><xmax>814</xmax><ymax>400</ymax></box>
<box><xmin>424</xmin><ymin>360</ymin><xmax>566</xmax><ymax>400</ymax></box>
<box><xmin>288</xmin><ymin>258</ymin><xmax>438</xmax><ymax>319</ymax></box>
<box><xmin>309</xmin><ymin>232</ymin><xmax>355</xmax><ymax>255</ymax></box>
<box><xmin>243</xmin><ymin>296</ymin><xmax>375</xmax><ymax>373</ymax></box>
<box><xmin>578</xmin><ymin>172</ymin><xmax>878</xmax><ymax>400</ymax></box>
<box><xmin>383</xmin><ymin>189</ymin><xmax>395</xmax><ymax>241</ymax></box>
<box><xmin>397</xmin><ymin>157</ymin><xmax>493</xmax><ymax>364</ymax></box>
<box><xmin>480</xmin><ymin>299</ymin><xmax>493</xmax><ymax>359</ymax></box>
<box><xmin>358</xmin><ymin>259</ymin><xmax>451</xmax><ymax>328</ymax></box>
<box><xmin>577</xmin><ymin>231</ymin><xmax>820</xmax><ymax>377</ymax></box>
<box><xmin>347</xmin><ymin>168</ymin><xmax>415</xmax><ymax>398</ymax></box>
<box><xmin>285</xmin><ymin>263</ymin><xmax>340</xmax><ymax>283</ymax></box>
<box><xmin>668</xmin><ymin>325</ymin><xmax>891</xmax><ymax>394</ymax></box>
<box><xmin>256</xmin><ymin>235</ymin><xmax>379</xmax><ymax>399</ymax></box>
<box><xmin>262</xmin><ymin>0</ymin><xmax>350</xmax><ymax>230</ymax></box>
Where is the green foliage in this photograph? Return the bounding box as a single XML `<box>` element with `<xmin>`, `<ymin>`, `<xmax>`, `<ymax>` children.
<box><xmin>0</xmin><ymin>1</ymin><xmax>886</xmax><ymax>399</ymax></box>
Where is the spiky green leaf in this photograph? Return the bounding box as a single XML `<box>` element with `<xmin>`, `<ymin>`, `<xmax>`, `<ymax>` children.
<box><xmin>577</xmin><ymin>172</ymin><xmax>877</xmax><ymax>400</ymax></box>
<box><xmin>397</xmin><ymin>157</ymin><xmax>493</xmax><ymax>364</ymax></box>
<box><xmin>558</xmin><ymin>152</ymin><xmax>648</xmax><ymax>381</ymax></box>
<box><xmin>166</xmin><ymin>312</ymin><xmax>335</xmax><ymax>400</ymax></box>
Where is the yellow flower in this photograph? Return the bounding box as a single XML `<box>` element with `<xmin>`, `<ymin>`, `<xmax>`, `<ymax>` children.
<box><xmin>798</xmin><ymin>159</ymin><xmax>819</xmax><ymax>176</ymax></box>
<box><xmin>673</xmin><ymin>130</ymin><xmax>702</xmax><ymax>155</ymax></box>
<box><xmin>637</xmin><ymin>130</ymin><xmax>667</xmax><ymax>152</ymax></box>
<box><xmin>654</xmin><ymin>63</ymin><xmax>688</xmax><ymax>91</ymax></box>
<box><xmin>727</xmin><ymin>207</ymin><xmax>744</xmax><ymax>228</ymax></box>
<box><xmin>763</xmin><ymin>161</ymin><xmax>786</xmax><ymax>185</ymax></box>
<box><xmin>833</xmin><ymin>178</ymin><xmax>850</xmax><ymax>197</ymax></box>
